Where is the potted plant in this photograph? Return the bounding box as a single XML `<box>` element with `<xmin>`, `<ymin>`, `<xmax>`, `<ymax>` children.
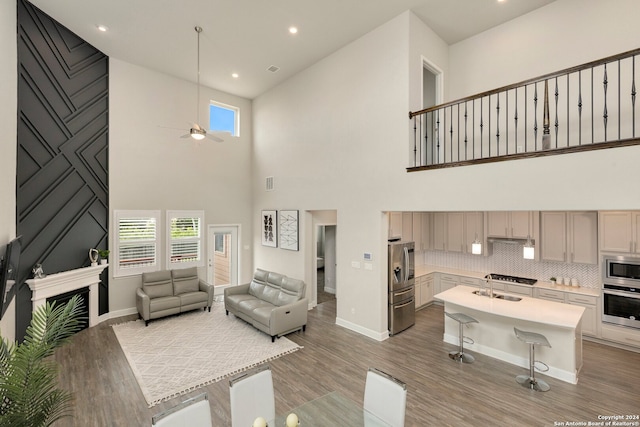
<box><xmin>98</xmin><ymin>249</ymin><xmax>110</xmax><ymax>265</ymax></box>
<box><xmin>0</xmin><ymin>295</ymin><xmax>84</xmax><ymax>427</ymax></box>
<box><xmin>550</xmin><ymin>277</ymin><xmax>557</xmax><ymax>285</ymax></box>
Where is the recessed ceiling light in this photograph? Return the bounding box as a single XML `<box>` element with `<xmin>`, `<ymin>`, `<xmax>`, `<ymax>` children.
<box><xmin>289</xmin><ymin>26</ymin><xmax>298</xmax><ymax>34</ymax></box>
<box><xmin>96</xmin><ymin>25</ymin><xmax>108</xmax><ymax>32</ymax></box>
<box><xmin>232</xmin><ymin>73</ymin><xmax>239</xmax><ymax>79</ymax></box>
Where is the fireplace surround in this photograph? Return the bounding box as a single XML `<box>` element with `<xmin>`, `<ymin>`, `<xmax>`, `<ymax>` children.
<box><xmin>26</xmin><ymin>264</ymin><xmax>108</xmax><ymax>327</ymax></box>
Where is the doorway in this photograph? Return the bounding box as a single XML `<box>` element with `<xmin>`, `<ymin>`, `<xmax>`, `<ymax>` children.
<box><xmin>422</xmin><ymin>57</ymin><xmax>443</xmax><ymax>165</ymax></box>
<box><xmin>207</xmin><ymin>225</ymin><xmax>239</xmax><ymax>296</ymax></box>
<box><xmin>316</xmin><ymin>225</ymin><xmax>336</xmax><ymax>304</ymax></box>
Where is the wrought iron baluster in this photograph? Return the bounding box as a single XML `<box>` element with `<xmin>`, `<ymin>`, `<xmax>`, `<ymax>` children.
<box><xmin>449</xmin><ymin>106</ymin><xmax>453</xmax><ymax>161</ymax></box>
<box><xmin>566</xmin><ymin>74</ymin><xmax>570</xmax><ymax>147</ymax></box>
<box><xmin>554</xmin><ymin>77</ymin><xmax>559</xmax><ymax>148</ymax></box>
<box><xmin>506</xmin><ymin>89</ymin><xmax>509</xmax><ymax>155</ymax></box>
<box><xmin>464</xmin><ymin>102</ymin><xmax>468</xmax><ymax>160</ymax></box>
<box><xmin>515</xmin><ymin>88</ymin><xmax>519</xmax><ymax>152</ymax></box>
<box><xmin>489</xmin><ymin>96</ymin><xmax>491</xmax><ymax>157</ymax></box>
<box><xmin>413</xmin><ymin>116</ymin><xmax>422</xmax><ymax>166</ymax></box>
<box><xmin>578</xmin><ymin>70</ymin><xmax>583</xmax><ymax>145</ymax></box>
<box><xmin>457</xmin><ymin>104</ymin><xmax>460</xmax><ymax>161</ymax></box>
<box><xmin>603</xmin><ymin>63</ymin><xmax>608</xmax><ymax>142</ymax></box>
<box><xmin>424</xmin><ymin>113</ymin><xmax>429</xmax><ymax>165</ymax></box>
<box><xmin>496</xmin><ymin>93</ymin><xmax>500</xmax><ymax>156</ymax></box>
<box><xmin>543</xmin><ymin>79</ymin><xmax>550</xmax><ymax>150</ymax></box>
<box><xmin>591</xmin><ymin>67</ymin><xmax>594</xmax><ymax>144</ymax></box>
<box><xmin>436</xmin><ymin>110</ymin><xmax>441</xmax><ymax>163</ymax></box>
<box><xmin>524</xmin><ymin>85</ymin><xmax>528</xmax><ymax>150</ymax></box>
<box><xmin>633</xmin><ymin>55</ymin><xmax>637</xmax><ymax>138</ymax></box>
<box><xmin>618</xmin><ymin>59</ymin><xmax>621</xmax><ymax>141</ymax></box>
<box><xmin>480</xmin><ymin>97</ymin><xmax>484</xmax><ymax>158</ymax></box>
<box><xmin>534</xmin><ymin>83</ymin><xmax>538</xmax><ymax>150</ymax></box>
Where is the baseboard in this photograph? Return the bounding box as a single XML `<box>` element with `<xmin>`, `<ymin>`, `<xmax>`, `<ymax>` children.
<box><xmin>323</xmin><ymin>286</ymin><xmax>336</xmax><ymax>294</ymax></box>
<box><xmin>335</xmin><ymin>317</ymin><xmax>389</xmax><ymax>341</ymax></box>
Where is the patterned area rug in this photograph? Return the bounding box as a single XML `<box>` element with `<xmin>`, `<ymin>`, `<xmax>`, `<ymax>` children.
<box><xmin>112</xmin><ymin>303</ymin><xmax>302</xmax><ymax>407</ymax></box>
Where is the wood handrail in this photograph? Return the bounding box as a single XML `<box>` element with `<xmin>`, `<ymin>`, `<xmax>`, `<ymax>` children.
<box><xmin>409</xmin><ymin>47</ymin><xmax>640</xmax><ymax>119</ymax></box>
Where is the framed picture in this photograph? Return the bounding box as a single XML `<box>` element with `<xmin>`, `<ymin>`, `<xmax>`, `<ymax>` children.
<box><xmin>279</xmin><ymin>210</ymin><xmax>299</xmax><ymax>251</ymax></box>
<box><xmin>261</xmin><ymin>210</ymin><xmax>277</xmax><ymax>247</ymax></box>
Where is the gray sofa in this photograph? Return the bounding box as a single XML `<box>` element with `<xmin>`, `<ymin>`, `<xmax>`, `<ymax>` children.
<box><xmin>224</xmin><ymin>269</ymin><xmax>308</xmax><ymax>342</ymax></box>
<box><xmin>136</xmin><ymin>267</ymin><xmax>214</xmax><ymax>326</ymax></box>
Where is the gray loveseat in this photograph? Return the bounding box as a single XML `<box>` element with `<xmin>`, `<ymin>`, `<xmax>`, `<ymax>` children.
<box><xmin>136</xmin><ymin>267</ymin><xmax>214</xmax><ymax>326</ymax></box>
<box><xmin>224</xmin><ymin>269</ymin><xmax>308</xmax><ymax>342</ymax></box>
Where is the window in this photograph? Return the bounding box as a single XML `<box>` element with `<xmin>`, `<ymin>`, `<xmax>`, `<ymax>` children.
<box><xmin>113</xmin><ymin>210</ymin><xmax>160</xmax><ymax>277</ymax></box>
<box><xmin>209</xmin><ymin>101</ymin><xmax>239</xmax><ymax>136</ymax></box>
<box><xmin>167</xmin><ymin>210</ymin><xmax>204</xmax><ymax>269</ymax></box>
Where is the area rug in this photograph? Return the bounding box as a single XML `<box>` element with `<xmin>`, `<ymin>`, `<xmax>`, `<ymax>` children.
<box><xmin>112</xmin><ymin>303</ymin><xmax>302</xmax><ymax>407</ymax></box>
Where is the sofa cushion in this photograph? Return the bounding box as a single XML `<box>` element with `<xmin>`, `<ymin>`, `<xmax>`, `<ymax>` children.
<box><xmin>142</xmin><ymin>270</ymin><xmax>173</xmax><ymax>299</ymax></box>
<box><xmin>150</xmin><ymin>295</ymin><xmax>181</xmax><ymax>312</ymax></box>
<box><xmin>172</xmin><ymin>267</ymin><xmax>200</xmax><ymax>294</ymax></box>
<box><xmin>179</xmin><ymin>291</ymin><xmax>208</xmax><ymax>306</ymax></box>
<box><xmin>277</xmin><ymin>277</ymin><xmax>306</xmax><ymax>306</ymax></box>
<box><xmin>260</xmin><ymin>271</ymin><xmax>284</xmax><ymax>306</ymax></box>
<box><xmin>237</xmin><ymin>298</ymin><xmax>274</xmax><ymax>318</ymax></box>
<box><xmin>248</xmin><ymin>269</ymin><xmax>269</xmax><ymax>299</ymax></box>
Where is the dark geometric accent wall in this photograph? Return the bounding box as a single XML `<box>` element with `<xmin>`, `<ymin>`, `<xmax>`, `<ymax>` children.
<box><xmin>16</xmin><ymin>0</ymin><xmax>109</xmax><ymax>341</ymax></box>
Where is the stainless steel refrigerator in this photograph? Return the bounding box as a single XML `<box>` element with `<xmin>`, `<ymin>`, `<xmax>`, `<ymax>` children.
<box><xmin>388</xmin><ymin>241</ymin><xmax>415</xmax><ymax>335</ymax></box>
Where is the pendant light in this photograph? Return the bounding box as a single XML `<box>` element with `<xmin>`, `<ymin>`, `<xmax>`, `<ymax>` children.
<box><xmin>471</xmin><ymin>233</ymin><xmax>482</xmax><ymax>255</ymax></box>
<box><xmin>471</xmin><ymin>212</ymin><xmax>482</xmax><ymax>255</ymax></box>
<box><xmin>191</xmin><ymin>26</ymin><xmax>204</xmax><ymax>141</ymax></box>
<box><xmin>523</xmin><ymin>235</ymin><xmax>535</xmax><ymax>259</ymax></box>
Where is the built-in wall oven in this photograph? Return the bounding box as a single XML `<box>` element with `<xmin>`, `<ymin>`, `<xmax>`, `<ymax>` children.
<box><xmin>602</xmin><ymin>256</ymin><xmax>640</xmax><ymax>329</ymax></box>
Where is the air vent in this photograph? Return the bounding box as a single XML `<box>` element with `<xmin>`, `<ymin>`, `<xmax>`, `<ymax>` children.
<box><xmin>266</xmin><ymin>65</ymin><xmax>280</xmax><ymax>73</ymax></box>
<box><xmin>265</xmin><ymin>176</ymin><xmax>274</xmax><ymax>191</ymax></box>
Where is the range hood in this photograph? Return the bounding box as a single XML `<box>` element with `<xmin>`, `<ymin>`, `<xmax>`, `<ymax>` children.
<box><xmin>487</xmin><ymin>237</ymin><xmax>535</xmax><ymax>245</ymax></box>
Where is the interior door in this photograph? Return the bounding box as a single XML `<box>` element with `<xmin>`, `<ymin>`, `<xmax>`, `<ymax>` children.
<box><xmin>207</xmin><ymin>225</ymin><xmax>239</xmax><ymax>292</ymax></box>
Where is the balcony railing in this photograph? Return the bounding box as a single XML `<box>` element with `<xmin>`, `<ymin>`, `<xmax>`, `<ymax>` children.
<box><xmin>408</xmin><ymin>48</ymin><xmax>640</xmax><ymax>171</ymax></box>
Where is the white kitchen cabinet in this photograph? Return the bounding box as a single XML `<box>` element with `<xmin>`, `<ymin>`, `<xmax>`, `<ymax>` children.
<box><xmin>541</xmin><ymin>211</ymin><xmax>598</xmax><ymax>264</ymax></box>
<box><xmin>389</xmin><ymin>212</ymin><xmax>403</xmax><ymax>240</ymax></box>
<box><xmin>566</xmin><ymin>293</ymin><xmax>597</xmax><ymax>337</ymax></box>
<box><xmin>432</xmin><ymin>213</ymin><xmax>446</xmax><ymax>251</ymax></box>
<box><xmin>464</xmin><ymin>212</ymin><xmax>484</xmax><ymax>255</ymax></box>
<box><xmin>487</xmin><ymin>211</ymin><xmax>535</xmax><ymax>239</ymax></box>
<box><xmin>505</xmin><ymin>284</ymin><xmax>533</xmax><ymax>297</ymax></box>
<box><xmin>421</xmin><ymin>213</ymin><xmax>432</xmax><ymax>251</ymax></box>
<box><xmin>412</xmin><ymin>213</ymin><xmax>423</xmax><ymax>251</ymax></box>
<box><xmin>599</xmin><ymin>211</ymin><xmax>640</xmax><ymax>254</ymax></box>
<box><xmin>402</xmin><ymin>212</ymin><xmax>413</xmax><ymax>242</ymax></box>
<box><xmin>416</xmin><ymin>274</ymin><xmax>434</xmax><ymax>308</ymax></box>
<box><xmin>540</xmin><ymin>212</ymin><xmax>566</xmax><ymax>262</ymax></box>
<box><xmin>446</xmin><ymin>212</ymin><xmax>464</xmax><ymax>253</ymax></box>
<box><xmin>568</xmin><ymin>212</ymin><xmax>598</xmax><ymax>264</ymax></box>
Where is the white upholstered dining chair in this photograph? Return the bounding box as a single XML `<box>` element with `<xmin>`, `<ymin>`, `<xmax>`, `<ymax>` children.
<box><xmin>363</xmin><ymin>367</ymin><xmax>407</xmax><ymax>427</ymax></box>
<box><xmin>229</xmin><ymin>365</ymin><xmax>275</xmax><ymax>427</ymax></box>
<box><xmin>151</xmin><ymin>392</ymin><xmax>212</xmax><ymax>427</ymax></box>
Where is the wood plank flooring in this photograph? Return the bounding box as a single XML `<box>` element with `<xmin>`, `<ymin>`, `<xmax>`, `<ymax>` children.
<box><xmin>52</xmin><ymin>301</ymin><xmax>640</xmax><ymax>426</ymax></box>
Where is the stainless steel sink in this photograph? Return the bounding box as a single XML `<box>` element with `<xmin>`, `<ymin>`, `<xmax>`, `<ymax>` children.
<box><xmin>494</xmin><ymin>294</ymin><xmax>522</xmax><ymax>302</ymax></box>
<box><xmin>472</xmin><ymin>290</ymin><xmax>522</xmax><ymax>301</ymax></box>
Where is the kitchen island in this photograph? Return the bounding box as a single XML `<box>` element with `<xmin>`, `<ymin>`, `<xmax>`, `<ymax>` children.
<box><xmin>435</xmin><ymin>285</ymin><xmax>585</xmax><ymax>384</ymax></box>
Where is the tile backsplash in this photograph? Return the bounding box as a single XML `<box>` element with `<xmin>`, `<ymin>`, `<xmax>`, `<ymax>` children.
<box><xmin>420</xmin><ymin>241</ymin><xmax>600</xmax><ymax>289</ymax></box>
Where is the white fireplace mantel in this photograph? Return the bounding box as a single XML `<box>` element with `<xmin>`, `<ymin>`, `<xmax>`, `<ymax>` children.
<box><xmin>26</xmin><ymin>264</ymin><xmax>108</xmax><ymax>327</ymax></box>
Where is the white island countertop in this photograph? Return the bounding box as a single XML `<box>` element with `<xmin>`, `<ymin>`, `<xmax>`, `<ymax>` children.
<box><xmin>435</xmin><ymin>285</ymin><xmax>585</xmax><ymax>329</ymax></box>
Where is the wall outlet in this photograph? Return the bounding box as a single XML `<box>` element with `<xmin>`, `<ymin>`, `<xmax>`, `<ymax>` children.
<box><xmin>364</xmin><ymin>263</ymin><xmax>373</xmax><ymax>271</ymax></box>
<box><xmin>351</xmin><ymin>261</ymin><xmax>361</xmax><ymax>269</ymax></box>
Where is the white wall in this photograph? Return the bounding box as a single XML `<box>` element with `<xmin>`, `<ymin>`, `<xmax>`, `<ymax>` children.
<box><xmin>108</xmin><ymin>59</ymin><xmax>254</xmax><ymax>315</ymax></box>
<box><xmin>251</xmin><ymin>3</ymin><xmax>640</xmax><ymax>339</ymax></box>
<box><xmin>0</xmin><ymin>0</ymin><xmax>17</xmax><ymax>342</ymax></box>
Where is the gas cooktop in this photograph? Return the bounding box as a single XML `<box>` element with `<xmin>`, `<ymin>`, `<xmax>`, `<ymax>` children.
<box><xmin>485</xmin><ymin>273</ymin><xmax>537</xmax><ymax>286</ymax></box>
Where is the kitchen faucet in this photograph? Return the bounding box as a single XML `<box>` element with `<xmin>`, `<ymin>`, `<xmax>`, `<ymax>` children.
<box><xmin>486</xmin><ymin>273</ymin><xmax>494</xmax><ymax>298</ymax></box>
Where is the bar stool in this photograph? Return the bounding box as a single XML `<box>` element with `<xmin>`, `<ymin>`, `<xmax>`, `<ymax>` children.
<box><xmin>445</xmin><ymin>312</ymin><xmax>478</xmax><ymax>363</ymax></box>
<box><xmin>514</xmin><ymin>327</ymin><xmax>551</xmax><ymax>392</ymax></box>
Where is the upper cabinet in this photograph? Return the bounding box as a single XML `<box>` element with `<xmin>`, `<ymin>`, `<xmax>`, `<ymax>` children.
<box><xmin>431</xmin><ymin>212</ymin><xmax>484</xmax><ymax>255</ymax></box>
<box><xmin>599</xmin><ymin>211</ymin><xmax>640</xmax><ymax>255</ymax></box>
<box><xmin>541</xmin><ymin>211</ymin><xmax>598</xmax><ymax>264</ymax></box>
<box><xmin>486</xmin><ymin>211</ymin><xmax>535</xmax><ymax>239</ymax></box>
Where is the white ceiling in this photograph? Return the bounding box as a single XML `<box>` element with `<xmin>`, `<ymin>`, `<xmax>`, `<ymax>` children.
<box><xmin>29</xmin><ymin>0</ymin><xmax>556</xmax><ymax>99</ymax></box>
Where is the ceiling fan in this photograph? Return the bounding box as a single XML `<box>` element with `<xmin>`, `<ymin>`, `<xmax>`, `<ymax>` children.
<box><xmin>164</xmin><ymin>26</ymin><xmax>227</xmax><ymax>143</ymax></box>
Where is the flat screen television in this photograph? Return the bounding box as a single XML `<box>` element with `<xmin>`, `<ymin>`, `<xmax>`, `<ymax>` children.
<box><xmin>0</xmin><ymin>236</ymin><xmax>22</xmax><ymax>321</ymax></box>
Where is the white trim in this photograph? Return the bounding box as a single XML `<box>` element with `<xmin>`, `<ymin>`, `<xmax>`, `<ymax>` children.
<box><xmin>207</xmin><ymin>224</ymin><xmax>240</xmax><ymax>287</ymax></box>
<box><xmin>421</xmin><ymin>55</ymin><xmax>444</xmax><ymax>106</ymax></box>
<box><xmin>336</xmin><ymin>317</ymin><xmax>389</xmax><ymax>342</ymax></box>
<box><xmin>113</xmin><ymin>210</ymin><xmax>161</xmax><ymax>277</ymax></box>
<box><xmin>209</xmin><ymin>100</ymin><xmax>240</xmax><ymax>137</ymax></box>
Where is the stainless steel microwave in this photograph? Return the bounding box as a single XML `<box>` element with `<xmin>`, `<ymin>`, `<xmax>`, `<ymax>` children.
<box><xmin>603</xmin><ymin>255</ymin><xmax>640</xmax><ymax>287</ymax></box>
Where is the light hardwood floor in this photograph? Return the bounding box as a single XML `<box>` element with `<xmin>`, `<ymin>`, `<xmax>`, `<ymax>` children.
<box><xmin>53</xmin><ymin>301</ymin><xmax>640</xmax><ymax>426</ymax></box>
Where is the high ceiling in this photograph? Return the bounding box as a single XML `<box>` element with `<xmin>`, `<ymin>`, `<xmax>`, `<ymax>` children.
<box><xmin>28</xmin><ymin>0</ymin><xmax>556</xmax><ymax>99</ymax></box>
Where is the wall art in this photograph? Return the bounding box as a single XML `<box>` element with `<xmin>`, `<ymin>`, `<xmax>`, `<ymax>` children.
<box><xmin>279</xmin><ymin>210</ymin><xmax>299</xmax><ymax>251</ymax></box>
<box><xmin>261</xmin><ymin>210</ymin><xmax>277</xmax><ymax>247</ymax></box>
